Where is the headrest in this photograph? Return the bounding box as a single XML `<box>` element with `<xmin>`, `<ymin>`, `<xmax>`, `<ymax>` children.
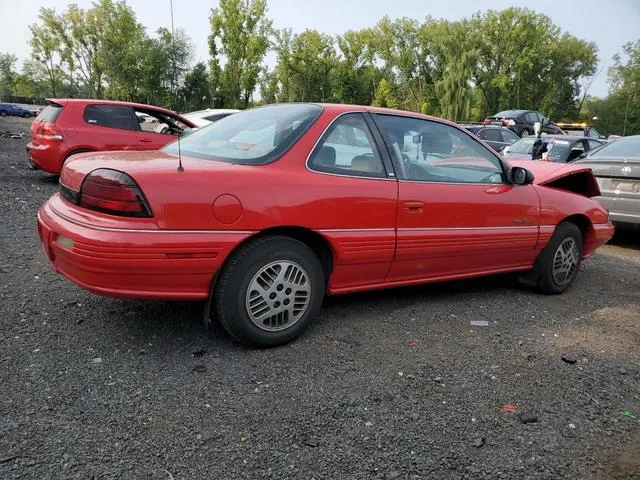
<box><xmin>314</xmin><ymin>145</ymin><xmax>336</xmax><ymax>167</ymax></box>
<box><xmin>351</xmin><ymin>155</ymin><xmax>382</xmax><ymax>174</ymax></box>
<box><xmin>421</xmin><ymin>128</ymin><xmax>453</xmax><ymax>155</ymax></box>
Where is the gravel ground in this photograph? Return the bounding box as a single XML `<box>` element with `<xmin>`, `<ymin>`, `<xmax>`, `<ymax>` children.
<box><xmin>1</xmin><ymin>116</ymin><xmax>639</xmax><ymax>480</ymax></box>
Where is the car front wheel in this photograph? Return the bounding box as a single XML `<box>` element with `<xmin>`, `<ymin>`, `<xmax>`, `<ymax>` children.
<box><xmin>534</xmin><ymin>222</ymin><xmax>583</xmax><ymax>294</ymax></box>
<box><xmin>214</xmin><ymin>236</ymin><xmax>325</xmax><ymax>347</ymax></box>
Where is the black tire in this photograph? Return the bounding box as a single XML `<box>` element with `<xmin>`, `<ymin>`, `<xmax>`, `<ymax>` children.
<box><xmin>534</xmin><ymin>222</ymin><xmax>583</xmax><ymax>294</ymax></box>
<box><xmin>214</xmin><ymin>236</ymin><xmax>325</xmax><ymax>347</ymax></box>
<box><xmin>0</xmin><ymin>110</ymin><xmax>6</xmax><ymax>117</ymax></box>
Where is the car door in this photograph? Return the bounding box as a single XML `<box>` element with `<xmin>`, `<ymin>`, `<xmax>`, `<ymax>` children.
<box><xmin>371</xmin><ymin>113</ymin><xmax>541</xmax><ymax>283</ymax></box>
<box><xmin>82</xmin><ymin>104</ymin><xmax>141</xmax><ymax>151</ymax></box>
<box><xmin>306</xmin><ymin>113</ymin><xmax>398</xmax><ymax>290</ymax></box>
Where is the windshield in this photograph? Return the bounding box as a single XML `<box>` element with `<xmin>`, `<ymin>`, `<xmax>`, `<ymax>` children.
<box><xmin>162</xmin><ymin>104</ymin><xmax>322</xmax><ymax>164</ymax></box>
<box><xmin>589</xmin><ymin>137</ymin><xmax>640</xmax><ymax>158</ymax></box>
<box><xmin>505</xmin><ymin>138</ymin><xmax>572</xmax><ymax>161</ymax></box>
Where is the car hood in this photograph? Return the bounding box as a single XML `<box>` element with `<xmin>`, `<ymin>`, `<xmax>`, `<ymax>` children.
<box><xmin>508</xmin><ymin>160</ymin><xmax>601</xmax><ymax>197</ymax></box>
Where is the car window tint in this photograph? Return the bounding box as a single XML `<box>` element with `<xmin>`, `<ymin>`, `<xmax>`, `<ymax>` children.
<box><xmin>501</xmin><ymin>129</ymin><xmax>520</xmax><ymax>144</ymax></box>
<box><xmin>37</xmin><ymin>105</ymin><xmax>63</xmax><ymax>123</ymax></box>
<box><xmin>525</xmin><ymin>112</ymin><xmax>539</xmax><ymax>123</ymax></box>
<box><xmin>204</xmin><ymin>113</ymin><xmax>232</xmax><ymax>123</ymax></box>
<box><xmin>308</xmin><ymin>113</ymin><xmax>385</xmax><ymax>178</ymax></box>
<box><xmin>162</xmin><ymin>103</ymin><xmax>321</xmax><ymax>164</ymax></box>
<box><xmin>84</xmin><ymin>105</ymin><xmax>136</xmax><ymax>131</ymax></box>
<box><xmin>478</xmin><ymin>128</ymin><xmax>502</xmax><ymax>142</ymax></box>
<box><xmin>374</xmin><ymin>114</ymin><xmax>504</xmax><ymax>184</ymax></box>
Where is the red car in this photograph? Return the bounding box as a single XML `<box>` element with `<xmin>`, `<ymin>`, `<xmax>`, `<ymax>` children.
<box><xmin>27</xmin><ymin>99</ymin><xmax>196</xmax><ymax>174</ymax></box>
<box><xmin>37</xmin><ymin>103</ymin><xmax>614</xmax><ymax>347</ymax></box>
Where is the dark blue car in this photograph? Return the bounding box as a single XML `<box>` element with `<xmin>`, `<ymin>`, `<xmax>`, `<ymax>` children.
<box><xmin>0</xmin><ymin>103</ymin><xmax>35</xmax><ymax>118</ymax></box>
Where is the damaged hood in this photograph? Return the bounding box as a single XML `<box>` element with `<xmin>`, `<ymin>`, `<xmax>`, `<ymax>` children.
<box><xmin>508</xmin><ymin>160</ymin><xmax>601</xmax><ymax>197</ymax></box>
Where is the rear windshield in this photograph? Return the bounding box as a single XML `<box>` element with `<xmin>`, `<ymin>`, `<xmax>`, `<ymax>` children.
<box><xmin>589</xmin><ymin>137</ymin><xmax>640</xmax><ymax>158</ymax></box>
<box><xmin>492</xmin><ymin>110</ymin><xmax>522</xmax><ymax>118</ymax></box>
<box><xmin>36</xmin><ymin>105</ymin><xmax>63</xmax><ymax>123</ymax></box>
<box><xmin>162</xmin><ymin>104</ymin><xmax>323</xmax><ymax>164</ymax></box>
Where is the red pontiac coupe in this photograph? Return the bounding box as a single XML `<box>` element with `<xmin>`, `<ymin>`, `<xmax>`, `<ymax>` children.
<box><xmin>37</xmin><ymin>103</ymin><xmax>614</xmax><ymax>347</ymax></box>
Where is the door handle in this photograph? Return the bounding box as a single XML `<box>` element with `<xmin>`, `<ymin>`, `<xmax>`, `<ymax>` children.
<box><xmin>138</xmin><ymin>138</ymin><xmax>153</xmax><ymax>143</ymax></box>
<box><xmin>403</xmin><ymin>201</ymin><xmax>424</xmax><ymax>214</ymax></box>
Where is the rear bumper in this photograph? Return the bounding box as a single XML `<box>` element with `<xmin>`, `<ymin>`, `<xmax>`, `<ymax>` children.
<box><xmin>593</xmin><ymin>195</ymin><xmax>640</xmax><ymax>225</ymax></box>
<box><xmin>26</xmin><ymin>142</ymin><xmax>63</xmax><ymax>174</ymax></box>
<box><xmin>37</xmin><ymin>194</ymin><xmax>252</xmax><ymax>300</ymax></box>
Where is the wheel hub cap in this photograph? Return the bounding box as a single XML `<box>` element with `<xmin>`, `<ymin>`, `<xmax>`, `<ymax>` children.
<box><xmin>245</xmin><ymin>261</ymin><xmax>311</xmax><ymax>332</ymax></box>
<box><xmin>552</xmin><ymin>237</ymin><xmax>579</xmax><ymax>286</ymax></box>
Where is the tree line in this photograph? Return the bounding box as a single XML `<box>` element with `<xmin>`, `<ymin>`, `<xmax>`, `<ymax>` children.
<box><xmin>0</xmin><ymin>0</ymin><xmax>637</xmax><ymax>135</ymax></box>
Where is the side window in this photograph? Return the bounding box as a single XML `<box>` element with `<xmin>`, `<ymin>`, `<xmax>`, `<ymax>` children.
<box><xmin>477</xmin><ymin>128</ymin><xmax>502</xmax><ymax>142</ymax></box>
<box><xmin>588</xmin><ymin>140</ymin><xmax>602</xmax><ymax>150</ymax></box>
<box><xmin>567</xmin><ymin>141</ymin><xmax>586</xmax><ymax>162</ymax></box>
<box><xmin>501</xmin><ymin>128</ymin><xmax>520</xmax><ymax>144</ymax></box>
<box><xmin>374</xmin><ymin>114</ymin><xmax>504</xmax><ymax>184</ymax></box>
<box><xmin>308</xmin><ymin>113</ymin><xmax>385</xmax><ymax>178</ymax></box>
<box><xmin>84</xmin><ymin>105</ymin><xmax>136</xmax><ymax>131</ymax></box>
<box><xmin>525</xmin><ymin>112</ymin><xmax>539</xmax><ymax>124</ymax></box>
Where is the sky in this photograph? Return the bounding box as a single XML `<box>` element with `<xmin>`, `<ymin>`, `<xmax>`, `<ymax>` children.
<box><xmin>1</xmin><ymin>0</ymin><xmax>639</xmax><ymax>98</ymax></box>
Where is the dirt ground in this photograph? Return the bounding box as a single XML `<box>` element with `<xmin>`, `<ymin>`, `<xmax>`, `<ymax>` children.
<box><xmin>1</xmin><ymin>116</ymin><xmax>639</xmax><ymax>479</ymax></box>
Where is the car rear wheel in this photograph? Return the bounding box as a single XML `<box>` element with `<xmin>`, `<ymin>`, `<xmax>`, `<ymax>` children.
<box><xmin>534</xmin><ymin>222</ymin><xmax>583</xmax><ymax>294</ymax></box>
<box><xmin>214</xmin><ymin>236</ymin><xmax>325</xmax><ymax>347</ymax></box>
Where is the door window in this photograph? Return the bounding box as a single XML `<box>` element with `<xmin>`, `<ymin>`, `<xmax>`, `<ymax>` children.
<box><xmin>525</xmin><ymin>112</ymin><xmax>540</xmax><ymax>124</ymax></box>
<box><xmin>374</xmin><ymin>114</ymin><xmax>505</xmax><ymax>184</ymax></box>
<box><xmin>477</xmin><ymin>128</ymin><xmax>502</xmax><ymax>142</ymax></box>
<box><xmin>501</xmin><ymin>128</ymin><xmax>520</xmax><ymax>144</ymax></box>
<box><xmin>588</xmin><ymin>140</ymin><xmax>603</xmax><ymax>151</ymax></box>
<box><xmin>84</xmin><ymin>105</ymin><xmax>136</xmax><ymax>131</ymax></box>
<box><xmin>308</xmin><ymin>113</ymin><xmax>385</xmax><ymax>178</ymax></box>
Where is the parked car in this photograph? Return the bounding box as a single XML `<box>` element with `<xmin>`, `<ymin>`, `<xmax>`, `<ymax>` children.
<box><xmin>182</xmin><ymin>108</ymin><xmax>240</xmax><ymax>128</ymax></box>
<box><xmin>484</xmin><ymin>110</ymin><xmax>563</xmax><ymax>137</ymax></box>
<box><xmin>503</xmin><ymin>135</ymin><xmax>605</xmax><ymax>163</ymax></box>
<box><xmin>37</xmin><ymin>103</ymin><xmax>613</xmax><ymax>347</ymax></box>
<box><xmin>27</xmin><ymin>99</ymin><xmax>196</xmax><ymax>174</ymax></box>
<box><xmin>460</xmin><ymin>124</ymin><xmax>520</xmax><ymax>152</ymax></box>
<box><xmin>575</xmin><ymin>135</ymin><xmax>640</xmax><ymax>227</ymax></box>
<box><xmin>0</xmin><ymin>103</ymin><xmax>36</xmax><ymax>118</ymax></box>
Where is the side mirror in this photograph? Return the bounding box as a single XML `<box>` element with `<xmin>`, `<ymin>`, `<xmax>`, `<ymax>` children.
<box><xmin>511</xmin><ymin>166</ymin><xmax>534</xmax><ymax>185</ymax></box>
<box><xmin>577</xmin><ymin>152</ymin><xmax>588</xmax><ymax>160</ymax></box>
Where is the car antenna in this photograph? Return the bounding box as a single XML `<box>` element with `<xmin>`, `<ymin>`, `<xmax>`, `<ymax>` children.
<box><xmin>170</xmin><ymin>0</ymin><xmax>184</xmax><ymax>173</ymax></box>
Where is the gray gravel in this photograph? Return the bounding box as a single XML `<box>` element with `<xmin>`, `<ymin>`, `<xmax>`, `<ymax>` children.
<box><xmin>1</xmin><ymin>116</ymin><xmax>639</xmax><ymax>479</ymax></box>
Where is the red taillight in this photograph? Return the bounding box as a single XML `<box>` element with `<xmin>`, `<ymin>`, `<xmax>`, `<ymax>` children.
<box><xmin>79</xmin><ymin>169</ymin><xmax>152</xmax><ymax>217</ymax></box>
<box><xmin>36</xmin><ymin>122</ymin><xmax>63</xmax><ymax>141</ymax></box>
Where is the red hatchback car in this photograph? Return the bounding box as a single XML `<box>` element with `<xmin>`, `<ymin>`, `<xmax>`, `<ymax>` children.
<box><xmin>37</xmin><ymin>103</ymin><xmax>614</xmax><ymax>347</ymax></box>
<box><xmin>27</xmin><ymin>99</ymin><xmax>196</xmax><ymax>174</ymax></box>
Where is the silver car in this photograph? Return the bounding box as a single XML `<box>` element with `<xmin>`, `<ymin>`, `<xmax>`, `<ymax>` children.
<box><xmin>575</xmin><ymin>135</ymin><xmax>640</xmax><ymax>226</ymax></box>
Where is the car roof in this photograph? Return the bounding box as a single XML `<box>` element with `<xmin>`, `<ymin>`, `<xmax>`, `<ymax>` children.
<box><xmin>315</xmin><ymin>103</ymin><xmax>463</xmax><ymax>129</ymax></box>
<box><xmin>47</xmin><ymin>98</ymin><xmax>181</xmax><ymax>115</ymax></box>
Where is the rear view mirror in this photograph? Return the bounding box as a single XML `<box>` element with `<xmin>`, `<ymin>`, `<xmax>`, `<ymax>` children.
<box><xmin>511</xmin><ymin>166</ymin><xmax>534</xmax><ymax>185</ymax></box>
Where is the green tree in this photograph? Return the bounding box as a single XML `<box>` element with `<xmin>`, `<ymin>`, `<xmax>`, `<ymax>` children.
<box><xmin>180</xmin><ymin>62</ymin><xmax>211</xmax><ymax>111</ymax></box>
<box><xmin>0</xmin><ymin>53</ymin><xmax>18</xmax><ymax>97</ymax></box>
<box><xmin>209</xmin><ymin>0</ymin><xmax>272</xmax><ymax>108</ymax></box>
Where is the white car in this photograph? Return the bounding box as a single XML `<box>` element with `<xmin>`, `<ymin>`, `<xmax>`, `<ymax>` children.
<box><xmin>181</xmin><ymin>108</ymin><xmax>240</xmax><ymax>128</ymax></box>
